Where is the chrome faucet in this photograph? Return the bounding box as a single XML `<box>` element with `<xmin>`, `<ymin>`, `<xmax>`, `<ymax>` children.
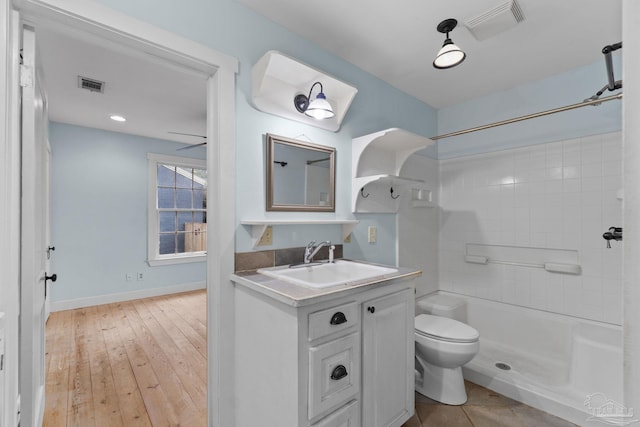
<box><xmin>304</xmin><ymin>240</ymin><xmax>332</xmax><ymax>264</ymax></box>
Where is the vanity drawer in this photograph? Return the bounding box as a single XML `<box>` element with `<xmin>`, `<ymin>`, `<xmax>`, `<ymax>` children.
<box><xmin>309</xmin><ymin>333</ymin><xmax>360</xmax><ymax>420</ymax></box>
<box><xmin>309</xmin><ymin>302</ymin><xmax>359</xmax><ymax>341</ymax></box>
<box><xmin>311</xmin><ymin>399</ymin><xmax>360</xmax><ymax>427</ymax></box>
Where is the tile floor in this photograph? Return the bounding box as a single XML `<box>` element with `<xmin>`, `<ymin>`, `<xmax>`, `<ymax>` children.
<box><xmin>402</xmin><ymin>381</ymin><xmax>579</xmax><ymax>427</ymax></box>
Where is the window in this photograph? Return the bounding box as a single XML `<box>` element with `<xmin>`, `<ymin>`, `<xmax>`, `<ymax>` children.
<box><xmin>148</xmin><ymin>153</ymin><xmax>207</xmax><ymax>265</ymax></box>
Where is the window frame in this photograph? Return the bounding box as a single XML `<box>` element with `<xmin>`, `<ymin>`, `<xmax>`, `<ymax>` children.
<box><xmin>147</xmin><ymin>152</ymin><xmax>207</xmax><ymax>266</ymax></box>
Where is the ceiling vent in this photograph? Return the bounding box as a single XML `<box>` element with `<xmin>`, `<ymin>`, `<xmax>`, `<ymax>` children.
<box><xmin>78</xmin><ymin>76</ymin><xmax>105</xmax><ymax>93</ymax></box>
<box><xmin>464</xmin><ymin>0</ymin><xmax>525</xmax><ymax>41</ymax></box>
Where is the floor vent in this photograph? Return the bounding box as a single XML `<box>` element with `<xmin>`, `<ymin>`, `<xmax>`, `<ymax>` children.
<box><xmin>495</xmin><ymin>362</ymin><xmax>512</xmax><ymax>371</ymax></box>
<box><xmin>78</xmin><ymin>76</ymin><xmax>105</xmax><ymax>93</ymax></box>
<box><xmin>464</xmin><ymin>0</ymin><xmax>525</xmax><ymax>41</ymax></box>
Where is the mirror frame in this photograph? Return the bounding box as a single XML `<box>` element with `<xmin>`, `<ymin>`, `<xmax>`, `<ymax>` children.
<box><xmin>266</xmin><ymin>133</ymin><xmax>336</xmax><ymax>212</ymax></box>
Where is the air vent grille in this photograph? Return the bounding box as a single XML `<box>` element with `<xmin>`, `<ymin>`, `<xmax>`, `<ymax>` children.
<box><xmin>464</xmin><ymin>0</ymin><xmax>525</xmax><ymax>41</ymax></box>
<box><xmin>78</xmin><ymin>76</ymin><xmax>105</xmax><ymax>93</ymax></box>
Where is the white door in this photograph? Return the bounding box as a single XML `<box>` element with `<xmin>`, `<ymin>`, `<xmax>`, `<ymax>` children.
<box><xmin>44</xmin><ymin>141</ymin><xmax>53</xmax><ymax>321</ymax></box>
<box><xmin>19</xmin><ymin>25</ymin><xmax>50</xmax><ymax>427</ymax></box>
<box><xmin>362</xmin><ymin>288</ymin><xmax>414</xmax><ymax>427</ymax></box>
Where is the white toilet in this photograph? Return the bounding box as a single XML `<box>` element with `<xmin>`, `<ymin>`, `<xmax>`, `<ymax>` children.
<box><xmin>414</xmin><ymin>295</ymin><xmax>479</xmax><ymax>405</ymax></box>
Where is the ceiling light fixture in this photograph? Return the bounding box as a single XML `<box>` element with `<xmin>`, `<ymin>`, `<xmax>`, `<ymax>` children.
<box><xmin>294</xmin><ymin>82</ymin><xmax>335</xmax><ymax>120</ymax></box>
<box><xmin>433</xmin><ymin>18</ymin><xmax>466</xmax><ymax>69</ymax></box>
<box><xmin>109</xmin><ymin>114</ymin><xmax>126</xmax><ymax>122</ymax></box>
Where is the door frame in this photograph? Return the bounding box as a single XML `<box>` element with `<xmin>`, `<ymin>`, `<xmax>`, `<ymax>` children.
<box><xmin>9</xmin><ymin>1</ymin><xmax>238</xmax><ymax>426</ymax></box>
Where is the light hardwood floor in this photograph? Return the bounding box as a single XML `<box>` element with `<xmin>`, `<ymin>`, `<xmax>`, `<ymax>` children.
<box><xmin>45</xmin><ymin>290</ymin><xmax>576</xmax><ymax>427</ymax></box>
<box><xmin>44</xmin><ymin>290</ymin><xmax>207</xmax><ymax>427</ymax></box>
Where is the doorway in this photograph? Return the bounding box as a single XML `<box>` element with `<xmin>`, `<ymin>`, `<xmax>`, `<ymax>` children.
<box><xmin>14</xmin><ymin>1</ymin><xmax>237</xmax><ymax>426</ymax></box>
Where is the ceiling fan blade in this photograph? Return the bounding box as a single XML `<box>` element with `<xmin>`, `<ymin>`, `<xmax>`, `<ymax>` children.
<box><xmin>176</xmin><ymin>142</ymin><xmax>207</xmax><ymax>151</ymax></box>
<box><xmin>168</xmin><ymin>131</ymin><xmax>207</xmax><ymax>139</ymax></box>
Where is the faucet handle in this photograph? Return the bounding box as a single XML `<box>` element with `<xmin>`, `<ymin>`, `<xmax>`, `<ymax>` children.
<box><xmin>306</xmin><ymin>240</ymin><xmax>316</xmax><ymax>249</ymax></box>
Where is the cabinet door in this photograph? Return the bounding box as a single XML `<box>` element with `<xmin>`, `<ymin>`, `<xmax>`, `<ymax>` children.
<box><xmin>362</xmin><ymin>288</ymin><xmax>414</xmax><ymax>427</ymax></box>
<box><xmin>311</xmin><ymin>400</ymin><xmax>359</xmax><ymax>427</ymax></box>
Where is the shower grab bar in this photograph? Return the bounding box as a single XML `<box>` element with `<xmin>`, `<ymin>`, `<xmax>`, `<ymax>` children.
<box><xmin>464</xmin><ymin>255</ymin><xmax>581</xmax><ymax>275</ymax></box>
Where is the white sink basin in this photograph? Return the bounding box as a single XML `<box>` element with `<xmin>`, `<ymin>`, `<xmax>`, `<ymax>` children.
<box><xmin>258</xmin><ymin>260</ymin><xmax>399</xmax><ymax>289</ymax></box>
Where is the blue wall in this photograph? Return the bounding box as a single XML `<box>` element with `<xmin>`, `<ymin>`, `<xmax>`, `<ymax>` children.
<box><xmin>49</xmin><ymin>122</ymin><xmax>207</xmax><ymax>302</ymax></box>
<box><xmin>80</xmin><ymin>0</ymin><xmax>622</xmax><ymax>267</ymax></box>
<box><xmin>437</xmin><ymin>55</ymin><xmax>622</xmax><ymax>159</ymax></box>
<box><xmin>88</xmin><ymin>0</ymin><xmax>438</xmax><ymax>266</ymax></box>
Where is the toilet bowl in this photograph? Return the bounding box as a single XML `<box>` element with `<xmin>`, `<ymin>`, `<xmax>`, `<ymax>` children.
<box><xmin>414</xmin><ymin>314</ymin><xmax>479</xmax><ymax>405</ymax></box>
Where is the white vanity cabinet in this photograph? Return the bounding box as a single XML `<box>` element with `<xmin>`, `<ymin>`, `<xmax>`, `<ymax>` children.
<box><xmin>233</xmin><ymin>277</ymin><xmax>415</xmax><ymax>427</ymax></box>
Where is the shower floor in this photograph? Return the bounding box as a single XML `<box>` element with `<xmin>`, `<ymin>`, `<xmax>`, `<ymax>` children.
<box><xmin>402</xmin><ymin>381</ymin><xmax>578</xmax><ymax>427</ymax></box>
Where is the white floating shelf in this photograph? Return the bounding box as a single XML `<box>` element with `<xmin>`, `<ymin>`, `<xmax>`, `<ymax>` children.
<box><xmin>252</xmin><ymin>51</ymin><xmax>358</xmax><ymax>132</ymax></box>
<box><xmin>352</xmin><ymin>128</ymin><xmax>435</xmax><ymax>212</ymax></box>
<box><xmin>241</xmin><ymin>219</ymin><xmax>359</xmax><ymax>248</ymax></box>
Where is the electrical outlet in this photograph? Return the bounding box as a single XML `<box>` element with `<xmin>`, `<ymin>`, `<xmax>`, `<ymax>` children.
<box><xmin>137</xmin><ymin>272</ymin><xmax>144</xmax><ymax>281</ymax></box>
<box><xmin>368</xmin><ymin>226</ymin><xmax>377</xmax><ymax>243</ymax></box>
<box><xmin>126</xmin><ymin>273</ymin><xmax>134</xmax><ymax>281</ymax></box>
<box><xmin>257</xmin><ymin>226</ymin><xmax>273</xmax><ymax>246</ymax></box>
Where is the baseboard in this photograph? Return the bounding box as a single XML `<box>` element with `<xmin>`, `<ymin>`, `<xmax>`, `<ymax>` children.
<box><xmin>51</xmin><ymin>281</ymin><xmax>206</xmax><ymax>312</ymax></box>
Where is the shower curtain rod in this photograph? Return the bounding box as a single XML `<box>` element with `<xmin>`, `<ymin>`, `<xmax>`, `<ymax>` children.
<box><xmin>430</xmin><ymin>92</ymin><xmax>623</xmax><ymax>141</ymax></box>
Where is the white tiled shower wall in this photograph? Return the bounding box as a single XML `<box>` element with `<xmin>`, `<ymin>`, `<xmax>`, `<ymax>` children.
<box><xmin>438</xmin><ymin>132</ymin><xmax>623</xmax><ymax>325</ymax></box>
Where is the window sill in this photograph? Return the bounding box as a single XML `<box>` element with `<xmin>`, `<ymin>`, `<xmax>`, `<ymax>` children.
<box><xmin>148</xmin><ymin>253</ymin><xmax>206</xmax><ymax>266</ymax></box>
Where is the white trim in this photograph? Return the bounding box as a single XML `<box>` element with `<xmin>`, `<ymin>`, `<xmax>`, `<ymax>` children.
<box><xmin>10</xmin><ymin>2</ymin><xmax>238</xmax><ymax>426</ymax></box>
<box><xmin>147</xmin><ymin>152</ymin><xmax>207</xmax><ymax>266</ymax></box>
<box><xmin>0</xmin><ymin>4</ymin><xmax>22</xmax><ymax>426</ymax></box>
<box><xmin>50</xmin><ymin>281</ymin><xmax>206</xmax><ymax>312</ymax></box>
<box><xmin>15</xmin><ymin>0</ymin><xmax>238</xmax><ymax>73</ymax></box>
<box><xmin>147</xmin><ymin>253</ymin><xmax>206</xmax><ymax>267</ymax></box>
<box><xmin>207</xmin><ymin>66</ymin><xmax>237</xmax><ymax>427</ymax></box>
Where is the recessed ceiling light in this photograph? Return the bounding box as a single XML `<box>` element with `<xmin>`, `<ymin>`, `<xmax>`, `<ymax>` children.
<box><xmin>110</xmin><ymin>115</ymin><xmax>126</xmax><ymax>122</ymax></box>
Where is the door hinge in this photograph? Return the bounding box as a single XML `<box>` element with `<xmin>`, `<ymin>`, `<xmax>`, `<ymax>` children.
<box><xmin>20</xmin><ymin>64</ymin><xmax>33</xmax><ymax>88</ymax></box>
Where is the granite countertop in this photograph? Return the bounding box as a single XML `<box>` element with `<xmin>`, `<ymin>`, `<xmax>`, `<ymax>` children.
<box><xmin>231</xmin><ymin>260</ymin><xmax>421</xmax><ymax>307</ymax></box>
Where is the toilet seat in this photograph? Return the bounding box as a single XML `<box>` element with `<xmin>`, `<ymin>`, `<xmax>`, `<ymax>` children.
<box><xmin>415</xmin><ymin>314</ymin><xmax>479</xmax><ymax>343</ymax></box>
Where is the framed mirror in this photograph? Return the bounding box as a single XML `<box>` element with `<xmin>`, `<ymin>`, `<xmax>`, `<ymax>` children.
<box><xmin>266</xmin><ymin>133</ymin><xmax>335</xmax><ymax>212</ymax></box>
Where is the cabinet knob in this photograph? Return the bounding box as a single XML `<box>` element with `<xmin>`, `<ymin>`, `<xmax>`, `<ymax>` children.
<box><xmin>330</xmin><ymin>364</ymin><xmax>348</xmax><ymax>381</ymax></box>
<box><xmin>329</xmin><ymin>311</ymin><xmax>347</xmax><ymax>325</ymax></box>
<box><xmin>367</xmin><ymin>306</ymin><xmax>375</xmax><ymax>314</ymax></box>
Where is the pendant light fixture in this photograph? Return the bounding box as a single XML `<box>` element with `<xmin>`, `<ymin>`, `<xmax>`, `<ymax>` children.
<box><xmin>294</xmin><ymin>81</ymin><xmax>335</xmax><ymax>120</ymax></box>
<box><xmin>433</xmin><ymin>18</ymin><xmax>466</xmax><ymax>69</ymax></box>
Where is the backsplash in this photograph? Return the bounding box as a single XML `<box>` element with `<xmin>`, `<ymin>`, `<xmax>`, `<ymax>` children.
<box><xmin>235</xmin><ymin>245</ymin><xmax>344</xmax><ymax>272</ymax></box>
<box><xmin>439</xmin><ymin>131</ymin><xmax>623</xmax><ymax>325</ymax></box>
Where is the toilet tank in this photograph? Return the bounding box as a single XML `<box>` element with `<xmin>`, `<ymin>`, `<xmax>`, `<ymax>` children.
<box><xmin>416</xmin><ymin>294</ymin><xmax>467</xmax><ymax>323</ymax></box>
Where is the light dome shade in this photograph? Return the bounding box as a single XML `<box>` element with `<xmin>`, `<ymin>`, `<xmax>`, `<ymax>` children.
<box><xmin>305</xmin><ymin>92</ymin><xmax>335</xmax><ymax>119</ymax></box>
<box><xmin>433</xmin><ymin>40</ymin><xmax>466</xmax><ymax>69</ymax></box>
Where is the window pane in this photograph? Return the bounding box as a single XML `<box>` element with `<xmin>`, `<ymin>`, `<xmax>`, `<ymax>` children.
<box><xmin>178</xmin><ymin>211</ymin><xmax>193</xmax><ymax>231</ymax></box>
<box><xmin>194</xmin><ymin>169</ymin><xmax>207</xmax><ymax>189</ymax></box>
<box><xmin>177</xmin><ymin>232</ymin><xmax>186</xmax><ymax>253</ymax></box>
<box><xmin>157</xmin><ymin>164</ymin><xmax>175</xmax><ymax>186</ymax></box>
<box><xmin>175</xmin><ymin>167</ymin><xmax>194</xmax><ymax>188</ymax></box>
<box><xmin>159</xmin><ymin>234</ymin><xmax>176</xmax><ymax>255</ymax></box>
<box><xmin>158</xmin><ymin>188</ymin><xmax>174</xmax><ymax>208</ymax></box>
<box><xmin>176</xmin><ymin>189</ymin><xmax>192</xmax><ymax>208</ymax></box>
<box><xmin>159</xmin><ymin>212</ymin><xmax>176</xmax><ymax>232</ymax></box>
<box><xmin>193</xmin><ymin>189</ymin><xmax>206</xmax><ymax>209</ymax></box>
<box><xmin>153</xmin><ymin>158</ymin><xmax>207</xmax><ymax>259</ymax></box>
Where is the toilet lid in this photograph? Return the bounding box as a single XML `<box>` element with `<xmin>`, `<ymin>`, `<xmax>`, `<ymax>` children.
<box><xmin>415</xmin><ymin>314</ymin><xmax>479</xmax><ymax>343</ymax></box>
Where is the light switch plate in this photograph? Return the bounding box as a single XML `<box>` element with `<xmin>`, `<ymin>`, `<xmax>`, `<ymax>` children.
<box><xmin>368</xmin><ymin>226</ymin><xmax>377</xmax><ymax>243</ymax></box>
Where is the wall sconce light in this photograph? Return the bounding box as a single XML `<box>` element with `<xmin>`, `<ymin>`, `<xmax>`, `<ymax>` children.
<box><xmin>294</xmin><ymin>81</ymin><xmax>335</xmax><ymax>120</ymax></box>
<box><xmin>433</xmin><ymin>18</ymin><xmax>466</xmax><ymax>69</ymax></box>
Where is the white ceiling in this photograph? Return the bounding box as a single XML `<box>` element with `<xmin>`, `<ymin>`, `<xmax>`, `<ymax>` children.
<box><xmin>38</xmin><ymin>26</ymin><xmax>207</xmax><ymax>146</ymax></box>
<box><xmin>38</xmin><ymin>0</ymin><xmax>622</xmax><ymax>145</ymax></box>
<box><xmin>237</xmin><ymin>0</ymin><xmax>622</xmax><ymax>108</ymax></box>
